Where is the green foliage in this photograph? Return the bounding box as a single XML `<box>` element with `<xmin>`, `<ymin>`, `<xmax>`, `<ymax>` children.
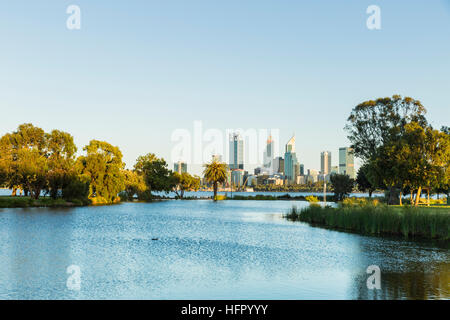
<box><xmin>134</xmin><ymin>153</ymin><xmax>176</xmax><ymax>198</ymax></box>
<box><xmin>346</xmin><ymin>95</ymin><xmax>450</xmax><ymax>206</ymax></box>
<box><xmin>0</xmin><ymin>124</ymin><xmax>79</xmax><ymax>200</ymax></box>
<box><xmin>330</xmin><ymin>173</ymin><xmax>354</xmax><ymax>201</ymax></box>
<box><xmin>77</xmin><ymin>140</ymin><xmax>125</xmax><ymax>204</ymax></box>
<box><xmin>286</xmin><ymin>204</ymin><xmax>449</xmax><ymax>240</ymax></box>
<box><xmin>62</xmin><ymin>174</ymin><xmax>90</xmax><ymax>204</ymax></box>
<box><xmin>345</xmin><ymin>95</ymin><xmax>427</xmax><ymax>162</ymax></box>
<box><xmin>203</xmin><ymin>160</ymin><xmax>228</xmax><ymax>201</ymax></box>
<box><xmin>356</xmin><ymin>164</ymin><xmax>375</xmax><ymax>197</ymax></box>
<box><xmin>122</xmin><ymin>169</ymin><xmax>148</xmax><ymax>200</ymax></box>
<box><xmin>173</xmin><ymin>172</ymin><xmax>201</xmax><ymax>198</ymax></box>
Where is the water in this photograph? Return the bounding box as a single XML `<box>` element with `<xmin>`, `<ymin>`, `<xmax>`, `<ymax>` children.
<box><xmin>0</xmin><ymin>200</ymin><xmax>448</xmax><ymax>300</ymax></box>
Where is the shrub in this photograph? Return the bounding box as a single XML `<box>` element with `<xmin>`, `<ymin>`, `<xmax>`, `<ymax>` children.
<box><xmin>305</xmin><ymin>196</ymin><xmax>319</xmax><ymax>203</ymax></box>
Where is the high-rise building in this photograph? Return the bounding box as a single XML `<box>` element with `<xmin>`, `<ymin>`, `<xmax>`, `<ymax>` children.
<box><xmin>320</xmin><ymin>151</ymin><xmax>332</xmax><ymax>175</ymax></box>
<box><xmin>263</xmin><ymin>135</ymin><xmax>274</xmax><ymax>169</ymax></box>
<box><xmin>307</xmin><ymin>169</ymin><xmax>319</xmax><ymax>183</ymax></box>
<box><xmin>231</xmin><ymin>169</ymin><xmax>245</xmax><ymax>186</ymax></box>
<box><xmin>273</xmin><ymin>157</ymin><xmax>284</xmax><ymax>174</ymax></box>
<box><xmin>300</xmin><ymin>164</ymin><xmax>305</xmax><ymax>176</ymax></box>
<box><xmin>174</xmin><ymin>161</ymin><xmax>187</xmax><ymax>174</ymax></box>
<box><xmin>284</xmin><ymin>135</ymin><xmax>298</xmax><ymax>184</ymax></box>
<box><xmin>339</xmin><ymin>147</ymin><xmax>355</xmax><ymax>179</ymax></box>
<box><xmin>229</xmin><ymin>133</ymin><xmax>244</xmax><ymax>170</ymax></box>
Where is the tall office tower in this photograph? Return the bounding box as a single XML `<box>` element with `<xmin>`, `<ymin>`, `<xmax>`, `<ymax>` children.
<box><xmin>300</xmin><ymin>164</ymin><xmax>305</xmax><ymax>176</ymax></box>
<box><xmin>229</xmin><ymin>133</ymin><xmax>244</xmax><ymax>170</ymax></box>
<box><xmin>284</xmin><ymin>135</ymin><xmax>298</xmax><ymax>183</ymax></box>
<box><xmin>339</xmin><ymin>147</ymin><xmax>355</xmax><ymax>179</ymax></box>
<box><xmin>174</xmin><ymin>161</ymin><xmax>187</xmax><ymax>174</ymax></box>
<box><xmin>263</xmin><ymin>135</ymin><xmax>274</xmax><ymax>169</ymax></box>
<box><xmin>273</xmin><ymin>157</ymin><xmax>284</xmax><ymax>174</ymax></box>
<box><xmin>320</xmin><ymin>151</ymin><xmax>332</xmax><ymax>175</ymax></box>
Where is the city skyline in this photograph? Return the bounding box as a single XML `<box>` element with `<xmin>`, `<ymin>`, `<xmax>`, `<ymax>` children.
<box><xmin>1</xmin><ymin>1</ymin><xmax>449</xmax><ymax>175</ymax></box>
<box><xmin>176</xmin><ymin>131</ymin><xmax>355</xmax><ymax>182</ymax></box>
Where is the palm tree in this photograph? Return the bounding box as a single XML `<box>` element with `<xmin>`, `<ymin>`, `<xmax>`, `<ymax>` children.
<box><xmin>203</xmin><ymin>160</ymin><xmax>228</xmax><ymax>201</ymax></box>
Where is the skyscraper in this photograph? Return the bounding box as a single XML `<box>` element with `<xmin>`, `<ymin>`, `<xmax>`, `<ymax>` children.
<box><xmin>263</xmin><ymin>135</ymin><xmax>274</xmax><ymax>169</ymax></box>
<box><xmin>284</xmin><ymin>135</ymin><xmax>298</xmax><ymax>184</ymax></box>
<box><xmin>320</xmin><ymin>151</ymin><xmax>332</xmax><ymax>175</ymax></box>
<box><xmin>273</xmin><ymin>157</ymin><xmax>284</xmax><ymax>174</ymax></box>
<box><xmin>174</xmin><ymin>161</ymin><xmax>187</xmax><ymax>174</ymax></box>
<box><xmin>229</xmin><ymin>133</ymin><xmax>244</xmax><ymax>170</ymax></box>
<box><xmin>339</xmin><ymin>147</ymin><xmax>355</xmax><ymax>179</ymax></box>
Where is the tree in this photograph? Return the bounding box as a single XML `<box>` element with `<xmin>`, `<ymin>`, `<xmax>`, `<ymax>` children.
<box><xmin>77</xmin><ymin>140</ymin><xmax>125</xmax><ymax>204</ymax></box>
<box><xmin>173</xmin><ymin>172</ymin><xmax>201</xmax><ymax>198</ymax></box>
<box><xmin>134</xmin><ymin>153</ymin><xmax>176</xmax><ymax>197</ymax></box>
<box><xmin>356</xmin><ymin>164</ymin><xmax>375</xmax><ymax>197</ymax></box>
<box><xmin>203</xmin><ymin>160</ymin><xmax>228</xmax><ymax>201</ymax></box>
<box><xmin>0</xmin><ymin>134</ymin><xmax>13</xmax><ymax>188</ymax></box>
<box><xmin>45</xmin><ymin>130</ymin><xmax>77</xmax><ymax>199</ymax></box>
<box><xmin>62</xmin><ymin>173</ymin><xmax>90</xmax><ymax>204</ymax></box>
<box><xmin>122</xmin><ymin>169</ymin><xmax>147</xmax><ymax>200</ymax></box>
<box><xmin>330</xmin><ymin>173</ymin><xmax>354</xmax><ymax>201</ymax></box>
<box><xmin>344</xmin><ymin>96</ymin><xmax>439</xmax><ymax>205</ymax></box>
<box><xmin>345</xmin><ymin>95</ymin><xmax>427</xmax><ymax>162</ymax></box>
<box><xmin>7</xmin><ymin>124</ymin><xmax>47</xmax><ymax>198</ymax></box>
<box><xmin>436</xmin><ymin>126</ymin><xmax>450</xmax><ymax>204</ymax></box>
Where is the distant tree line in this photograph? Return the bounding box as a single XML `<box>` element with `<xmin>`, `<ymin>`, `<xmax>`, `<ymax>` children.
<box><xmin>0</xmin><ymin>124</ymin><xmax>200</xmax><ymax>204</ymax></box>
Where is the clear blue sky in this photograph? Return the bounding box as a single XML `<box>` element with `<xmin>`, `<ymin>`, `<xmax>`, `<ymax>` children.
<box><xmin>0</xmin><ymin>0</ymin><xmax>449</xmax><ymax>175</ymax></box>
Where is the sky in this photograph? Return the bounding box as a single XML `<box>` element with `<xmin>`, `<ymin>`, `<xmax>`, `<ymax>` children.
<box><xmin>0</xmin><ymin>0</ymin><xmax>449</xmax><ymax>175</ymax></box>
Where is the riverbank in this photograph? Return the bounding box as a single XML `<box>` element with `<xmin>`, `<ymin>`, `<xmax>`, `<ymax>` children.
<box><xmin>286</xmin><ymin>204</ymin><xmax>450</xmax><ymax>240</ymax></box>
<box><xmin>0</xmin><ymin>196</ymin><xmax>89</xmax><ymax>208</ymax></box>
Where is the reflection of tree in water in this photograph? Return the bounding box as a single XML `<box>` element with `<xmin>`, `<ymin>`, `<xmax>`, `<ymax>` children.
<box><xmin>354</xmin><ymin>260</ymin><xmax>449</xmax><ymax>300</ymax></box>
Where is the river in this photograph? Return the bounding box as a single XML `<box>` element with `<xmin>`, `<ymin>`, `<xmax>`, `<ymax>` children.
<box><xmin>0</xmin><ymin>200</ymin><xmax>448</xmax><ymax>299</ymax></box>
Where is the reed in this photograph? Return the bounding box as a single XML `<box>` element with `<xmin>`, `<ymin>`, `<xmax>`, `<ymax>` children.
<box><xmin>286</xmin><ymin>202</ymin><xmax>450</xmax><ymax>240</ymax></box>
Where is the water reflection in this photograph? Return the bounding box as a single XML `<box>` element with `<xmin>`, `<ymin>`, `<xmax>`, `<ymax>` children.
<box><xmin>0</xmin><ymin>201</ymin><xmax>448</xmax><ymax>300</ymax></box>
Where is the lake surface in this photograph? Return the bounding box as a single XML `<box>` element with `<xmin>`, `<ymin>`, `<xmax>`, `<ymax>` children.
<box><xmin>0</xmin><ymin>200</ymin><xmax>448</xmax><ymax>300</ymax></box>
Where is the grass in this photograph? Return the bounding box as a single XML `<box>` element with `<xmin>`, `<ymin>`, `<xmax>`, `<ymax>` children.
<box><xmin>286</xmin><ymin>202</ymin><xmax>450</xmax><ymax>240</ymax></box>
<box><xmin>0</xmin><ymin>196</ymin><xmax>89</xmax><ymax>208</ymax></box>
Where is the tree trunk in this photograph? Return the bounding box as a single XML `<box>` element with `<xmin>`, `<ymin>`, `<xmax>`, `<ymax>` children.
<box><xmin>369</xmin><ymin>190</ymin><xmax>373</xmax><ymax>198</ymax></box>
<box><xmin>414</xmin><ymin>186</ymin><xmax>422</xmax><ymax>207</ymax></box>
<box><xmin>427</xmin><ymin>188</ymin><xmax>430</xmax><ymax>207</ymax></box>
<box><xmin>180</xmin><ymin>190</ymin><xmax>184</xmax><ymax>199</ymax></box>
<box><xmin>33</xmin><ymin>188</ymin><xmax>40</xmax><ymax>200</ymax></box>
<box><xmin>12</xmin><ymin>187</ymin><xmax>17</xmax><ymax>197</ymax></box>
<box><xmin>213</xmin><ymin>182</ymin><xmax>218</xmax><ymax>201</ymax></box>
<box><xmin>410</xmin><ymin>191</ymin><xmax>414</xmax><ymax>205</ymax></box>
<box><xmin>399</xmin><ymin>191</ymin><xmax>403</xmax><ymax>206</ymax></box>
